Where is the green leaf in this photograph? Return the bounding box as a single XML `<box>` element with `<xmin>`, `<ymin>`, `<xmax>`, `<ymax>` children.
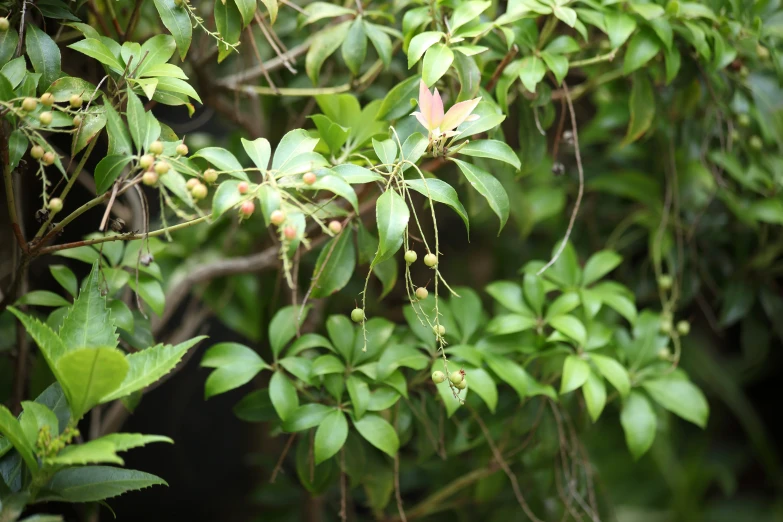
<box><xmin>26</xmin><ymin>24</ymin><xmax>61</xmax><ymax>90</ymax></box>
<box><xmin>94</xmin><ymin>155</ymin><xmax>132</xmax><ymax>195</ymax></box>
<box><xmin>311</xmin><ymin>231</ymin><xmax>356</xmax><ymax>298</ymax></box>
<box><xmin>281</xmin><ymin>403</ymin><xmax>331</xmax><ymax>433</ymax></box>
<box><xmin>49</xmin><ymin>265</ymin><xmax>78</xmax><ymax>297</ymax></box>
<box><xmin>98</xmin><ymin>433</ymin><xmax>173</xmax><ymax>452</ymax></box>
<box><xmin>152</xmin><ymin>0</ymin><xmax>192</xmax><ymax>60</ymax></box>
<box><xmin>15</xmin><ymin>290</ymin><xmax>70</xmax><ymax>307</ymax></box>
<box><xmin>127</xmin><ymin>275</ymin><xmax>164</xmax><ymax>316</ymax></box>
<box><xmin>545</xmin><ymin>35</ymin><xmax>580</xmax><ymax>54</ymax></box>
<box><xmin>125</xmin><ymin>88</ymin><xmax>148</xmax><ymax>152</ymax></box>
<box><xmin>342</xmin><ymin>17</ymin><xmax>367</xmax><ymax>75</ymax></box>
<box><xmin>214</xmin><ymin>0</ymin><xmax>241</xmax><ymax>62</ymax></box>
<box><xmin>261</xmin><ymin>0</ymin><xmax>278</xmax><ymax>23</ymax></box>
<box><xmin>376</xmin><ymin>344</ymin><xmax>428</xmax><ymax>379</ymax></box>
<box><xmin>367</xmin><ymin>387</ymin><xmax>400</xmax><ymax>411</ymax></box>
<box><xmin>372</xmin><ymin>138</ymin><xmax>397</xmax><ymax>167</ymax></box>
<box><xmin>56</xmin><ymin>347</ymin><xmax>128</xmax><ymax>419</ymax></box>
<box><xmin>518</xmin><ymin>55</ymin><xmax>546</xmax><ymax>92</ymax></box>
<box><xmin>269</xmin><ymin>305</ymin><xmax>309</xmax><ymax>358</ymax></box>
<box><xmin>550</xmin><ymin>315</ymin><xmax>587</xmax><ymax>346</ymax></box>
<box><xmin>450</xmin><ymin>1</ymin><xmax>490</xmax><ymax>31</ymax></box>
<box><xmin>45</xmin><ymin>440</ymin><xmax>123</xmax><ymax>466</ymax></box>
<box><xmin>241</xmin><ymin>137</ymin><xmax>271</xmax><ymax>172</ymax></box>
<box><xmin>211</xmin><ymin>180</ymin><xmax>244</xmax><ymax>219</ymax></box>
<box><xmin>649</xmin><ymin>18</ymin><xmax>673</xmax><ymax>50</ymax></box>
<box><xmin>42</xmin><ymin>467</ymin><xmax>166</xmax><ymax>502</ymax></box>
<box><xmin>326</xmin><ymin>315</ymin><xmax>355</xmax><ymax>360</ymax></box>
<box><xmin>102</xmin><ymin>337</ymin><xmax>205</xmax><ymax>401</ymax></box>
<box><xmin>553</xmin><ymin>5</ymin><xmax>577</xmax><ymax>27</ymax></box>
<box><xmin>272</xmin><ymin>129</ymin><xmax>320</xmax><ymax>172</ymax></box>
<box><xmin>582</xmin><ymin>250</ymin><xmax>622</xmax><ymax>286</ymax></box>
<box><xmin>346</xmin><ymin>376</ymin><xmax>370</xmax><ymax>419</ymax></box>
<box><xmin>0</xmin><ymin>405</ymin><xmax>39</xmax><ymax>473</ymax></box>
<box><xmin>377</xmin><ymin>75</ymin><xmax>420</xmax><ymax>120</ymax></box>
<box><xmin>233</xmin><ymin>0</ymin><xmax>257</xmax><ymax>26</ymax></box>
<box><xmin>192</xmin><ymin>147</ymin><xmax>247</xmax><ymax>179</ymax></box>
<box><xmin>9</xmin><ymin>129</ymin><xmax>27</xmax><ymax>169</ymax></box>
<box><xmin>306</xmin><ymin>21</ymin><xmax>350</xmax><ymax>85</ymax></box>
<box><xmin>364</xmin><ymin>22</ymin><xmax>392</xmax><ymax>67</ymax></box>
<box><xmin>604</xmin><ymin>12</ymin><xmax>636</xmax><ymax>49</ymax></box>
<box><xmin>622</xmin><ymin>73</ymin><xmax>655</xmax><ymax>146</ymax></box>
<box><xmin>582</xmin><ymin>370</ymin><xmax>606</xmax><ymax>422</ymax></box>
<box><xmin>422</xmin><ymin>43</ymin><xmax>454</xmax><ymax>87</ymax></box>
<box><xmin>202</xmin><ymin>342</ymin><xmax>270</xmax><ymax>399</ymax></box>
<box><xmin>631</xmin><ymin>2</ymin><xmax>665</xmax><ymax>19</ymax></box>
<box><xmin>642</xmin><ymin>377</ymin><xmax>709</xmax><ymax>428</ymax></box>
<box><xmin>68</xmin><ymin>38</ymin><xmax>121</xmax><ymax>73</ymax></box>
<box><xmin>311</xmin><ymin>354</ymin><xmax>345</xmax><ymax>377</ymax></box>
<box><xmin>458</xmin><ymin>140</ymin><xmax>520</xmax><ymax>170</ymax></box>
<box><xmin>59</xmin><ymin>263</ymin><xmax>117</xmax><ymax>350</ymax></box>
<box><xmin>522</xmin><ymin>274</ymin><xmax>545</xmax><ymax>315</ymax></box>
<box><xmin>333</xmin><ymin>164</ymin><xmax>383</xmax><ymax>184</ymax></box>
<box><xmin>315</xmin><ymin>409</ymin><xmax>348</xmax><ymax>464</ymax></box>
<box><xmin>466</xmin><ymin>367</ymin><xmax>498</xmax><ymax>413</ymax></box>
<box><xmin>486</xmin><ymin>314</ymin><xmax>537</xmax><ymax>335</ymax></box>
<box><xmin>407</xmin><ymin>31</ymin><xmax>442</xmax><ymax>68</ymax></box>
<box><xmin>72</xmin><ymin>109</ymin><xmax>106</xmax><ymax>155</ymax></box>
<box><xmin>484</xmin><ymin>355</ymin><xmax>528</xmax><ymax>400</ymax></box>
<box><xmin>589</xmin><ymin>354</ymin><xmax>630</xmax><ymax>398</ymax></box>
<box><xmin>405</xmin><ymin>178</ymin><xmax>469</xmax><ymax>235</ymax></box>
<box><xmin>623</xmin><ymin>29</ymin><xmax>661</xmax><ymax>74</ymax></box>
<box><xmin>308</xmin><ymin>175</ymin><xmax>359</xmax><ymax>212</ymax></box>
<box><xmin>154</xmin><ymin>76</ymin><xmax>201</xmax><ymax>103</ymax></box>
<box><xmin>449</xmin><ymin>287</ymin><xmax>483</xmax><ymax>342</ymax></box>
<box><xmin>9</xmin><ymin>307</ymin><xmax>68</xmax><ymax>383</ymax></box>
<box><xmin>0</xmin><ymin>26</ymin><xmax>19</xmax><ymax>67</ymax></box>
<box><xmin>452</xmin><ymin>159</ymin><xmax>509</xmax><ymax>234</ymax></box>
<box><xmin>353</xmin><ymin>414</ymin><xmax>399</xmax><ymax>457</ymax></box>
<box><xmin>621</xmin><ymin>392</ymin><xmax>656</xmax><ymax>459</ymax></box>
<box><xmin>560</xmin><ymin>354</ymin><xmax>589</xmax><ymax>394</ymax></box>
<box><xmin>104</xmin><ymin>102</ymin><xmax>132</xmax><ymax>157</ymax></box>
<box><xmin>311</xmin><ymin>114</ymin><xmax>350</xmax><ymax>154</ymax></box>
<box><xmin>541</xmin><ymin>51</ymin><xmax>569</xmax><ymax>85</ymax></box>
<box><xmin>269</xmin><ymin>371</ymin><xmax>299</xmax><ymax>422</ymax></box>
<box><xmin>301</xmin><ymin>2</ymin><xmax>354</xmax><ymax>25</ymax></box>
<box><xmin>373</xmin><ymin>189</ymin><xmax>409</xmax><ymax>265</ymax></box>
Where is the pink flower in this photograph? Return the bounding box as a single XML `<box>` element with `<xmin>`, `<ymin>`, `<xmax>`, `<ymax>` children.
<box><xmin>412</xmin><ymin>80</ymin><xmax>481</xmax><ymax>138</ymax></box>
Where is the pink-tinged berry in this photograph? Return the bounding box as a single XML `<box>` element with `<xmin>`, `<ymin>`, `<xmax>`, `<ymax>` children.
<box><xmin>149</xmin><ymin>140</ymin><xmax>163</xmax><ymax>155</ymax></box>
<box><xmin>186</xmin><ymin>178</ymin><xmax>200</xmax><ymax>190</ymax></box>
<box><xmin>48</xmin><ymin>198</ymin><xmax>63</xmax><ymax>213</ymax></box>
<box><xmin>42</xmin><ymin>152</ymin><xmax>55</xmax><ymax>165</ymax></box>
<box><xmin>142</xmin><ymin>171</ymin><xmax>158</xmax><ymax>186</ymax></box>
<box><xmin>240</xmin><ymin>201</ymin><xmax>255</xmax><ymax>217</ymax></box>
<box><xmin>238</xmin><ymin>181</ymin><xmax>249</xmax><ymax>194</ymax></box>
<box><xmin>270</xmin><ymin>209</ymin><xmax>285</xmax><ymax>225</ymax></box>
<box><xmin>283</xmin><ymin>226</ymin><xmax>297</xmax><ymax>240</ymax></box>
<box><xmin>203</xmin><ymin>168</ymin><xmax>218</xmax><ymax>183</ymax></box>
<box><xmin>328</xmin><ymin>220</ymin><xmax>342</xmax><ymax>234</ymax></box>
<box><xmin>415</xmin><ymin>287</ymin><xmax>428</xmax><ymax>300</ymax></box>
<box><xmin>191</xmin><ymin>183</ymin><xmax>208</xmax><ymax>200</ymax></box>
<box><xmin>424</xmin><ymin>253</ymin><xmax>437</xmax><ymax>267</ymax></box>
<box><xmin>31</xmin><ymin>146</ymin><xmax>44</xmax><ymax>159</ymax></box>
<box><xmin>154</xmin><ymin>161</ymin><xmax>170</xmax><ymax>175</ymax></box>
<box><xmin>176</xmin><ymin>143</ymin><xmax>188</xmax><ymax>156</ymax></box>
<box><xmin>351</xmin><ymin>308</ymin><xmax>364</xmax><ymax>322</ymax></box>
<box><xmin>431</xmin><ymin>371</ymin><xmax>446</xmax><ymax>384</ymax></box>
<box><xmin>139</xmin><ymin>154</ymin><xmax>154</xmax><ymax>169</ymax></box>
<box><xmin>303</xmin><ymin>172</ymin><xmax>317</xmax><ymax>185</ymax></box>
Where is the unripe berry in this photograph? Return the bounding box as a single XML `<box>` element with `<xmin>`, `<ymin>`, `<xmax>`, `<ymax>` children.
<box><xmin>750</xmin><ymin>135</ymin><xmax>763</xmax><ymax>151</ymax></box>
<box><xmin>72</xmin><ymin>115</ymin><xmax>82</xmax><ymax>127</ymax></box>
<box><xmin>737</xmin><ymin>113</ymin><xmax>751</xmax><ymax>128</ymax></box>
<box><xmin>0</xmin><ymin>17</ymin><xmax>9</xmax><ymax>31</ymax></box>
<box><xmin>22</xmin><ymin>97</ymin><xmax>37</xmax><ymax>111</ymax></box>
<box><xmin>756</xmin><ymin>44</ymin><xmax>770</xmax><ymax>60</ymax></box>
<box><xmin>739</xmin><ymin>65</ymin><xmax>749</xmax><ymax>78</ymax></box>
<box><xmin>432</xmin><ymin>371</ymin><xmax>446</xmax><ymax>384</ymax></box>
<box><xmin>42</xmin><ymin>152</ymin><xmax>55</xmax><ymax>165</ymax></box>
<box><xmin>455</xmin><ymin>379</ymin><xmax>467</xmax><ymax>390</ymax></box>
<box><xmin>657</xmin><ymin>274</ymin><xmax>672</xmax><ymax>290</ymax></box>
<box><xmin>238</xmin><ymin>181</ymin><xmax>249</xmax><ymax>194</ymax></box>
<box><xmin>729</xmin><ymin>129</ymin><xmax>741</xmax><ymax>142</ymax></box>
<box><xmin>660</xmin><ymin>318</ymin><xmax>672</xmax><ymax>334</ymax></box>
<box><xmin>404</xmin><ymin>250</ymin><xmax>417</xmax><ymax>264</ymax></box>
<box><xmin>149</xmin><ymin>140</ymin><xmax>163</xmax><ymax>155</ymax></box>
<box><xmin>423</xmin><ymin>253</ymin><xmax>437</xmax><ymax>267</ymax></box>
<box><xmin>191</xmin><ymin>183</ymin><xmax>207</xmax><ymax>200</ymax></box>
<box><xmin>203</xmin><ymin>168</ymin><xmax>218</xmax><ymax>183</ymax></box>
<box><xmin>415</xmin><ymin>287</ymin><xmax>428</xmax><ymax>300</ymax></box>
<box><xmin>270</xmin><ymin>209</ymin><xmax>285</xmax><ymax>226</ymax></box>
<box><xmin>38</xmin><ymin>111</ymin><xmax>52</xmax><ymax>125</ymax></box>
<box><xmin>40</xmin><ymin>93</ymin><xmax>54</xmax><ymax>106</ymax></box>
<box><xmin>69</xmin><ymin>94</ymin><xmax>82</xmax><ymax>108</ymax></box>
<box><xmin>283</xmin><ymin>226</ymin><xmax>297</xmax><ymax>240</ymax></box>
<box><xmin>658</xmin><ymin>347</ymin><xmax>671</xmax><ymax>360</ymax></box>
<box><xmin>139</xmin><ymin>154</ymin><xmax>154</xmax><ymax>169</ymax></box>
<box><xmin>31</xmin><ymin>145</ymin><xmax>44</xmax><ymax>159</ymax></box>
<box><xmin>48</xmin><ymin>198</ymin><xmax>63</xmax><ymax>213</ymax></box>
<box><xmin>176</xmin><ymin>143</ymin><xmax>188</xmax><ymax>156</ymax></box>
<box><xmin>154</xmin><ymin>161</ymin><xmax>170</xmax><ymax>175</ymax></box>
<box><xmin>449</xmin><ymin>370</ymin><xmax>464</xmax><ymax>385</ymax></box>
<box><xmin>351</xmin><ymin>308</ymin><xmax>364</xmax><ymax>322</ymax></box>
<box><xmin>142</xmin><ymin>170</ymin><xmax>158</xmax><ymax>186</ymax></box>
<box><xmin>240</xmin><ymin>200</ymin><xmax>255</xmax><ymax>217</ymax></box>
<box><xmin>676</xmin><ymin>320</ymin><xmax>690</xmax><ymax>336</ymax></box>
<box><xmin>328</xmin><ymin>220</ymin><xmax>342</xmax><ymax>234</ymax></box>
<box><xmin>303</xmin><ymin>172</ymin><xmax>316</xmax><ymax>185</ymax></box>
<box><xmin>174</xmin><ymin>0</ymin><xmax>184</xmax><ymax>6</ymax></box>
<box><xmin>435</xmin><ymin>324</ymin><xmax>446</xmax><ymax>336</ymax></box>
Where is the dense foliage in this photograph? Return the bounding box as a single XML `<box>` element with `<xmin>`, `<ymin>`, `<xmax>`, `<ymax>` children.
<box><xmin>1</xmin><ymin>0</ymin><xmax>782</xmax><ymax>520</ymax></box>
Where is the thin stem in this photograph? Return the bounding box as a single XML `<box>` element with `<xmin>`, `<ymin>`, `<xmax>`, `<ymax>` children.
<box><xmin>1</xmin><ymin>124</ymin><xmax>26</xmax><ymax>250</ymax></box>
<box><xmin>569</xmin><ymin>49</ymin><xmax>617</xmax><ymax>68</ymax></box>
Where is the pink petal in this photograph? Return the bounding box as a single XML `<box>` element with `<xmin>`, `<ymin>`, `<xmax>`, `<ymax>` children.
<box><xmin>411</xmin><ymin>111</ymin><xmax>430</xmax><ymax>130</ymax></box>
<box><xmin>416</xmin><ymin>80</ymin><xmax>432</xmax><ymax>128</ymax></box>
<box><xmin>430</xmin><ymin>88</ymin><xmax>444</xmax><ymax>130</ymax></box>
<box><xmin>440</xmin><ymin>97</ymin><xmax>482</xmax><ymax>132</ymax></box>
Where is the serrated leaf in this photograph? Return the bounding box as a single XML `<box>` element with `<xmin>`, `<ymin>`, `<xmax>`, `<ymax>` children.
<box><xmin>58</xmin><ymin>263</ymin><xmax>117</xmax><ymax>350</ymax></box>
<box><xmin>98</xmin><ymin>433</ymin><xmax>173</xmax><ymax>452</ymax></box>
<box><xmin>42</xmin><ymin>467</ymin><xmax>166</xmax><ymax>502</ymax></box>
<box><xmin>45</xmin><ymin>440</ymin><xmax>123</xmax><ymax>466</ymax></box>
<box><xmin>0</xmin><ymin>405</ymin><xmax>39</xmax><ymax>473</ymax></box>
<box><xmin>56</xmin><ymin>347</ymin><xmax>128</xmax><ymax>420</ymax></box>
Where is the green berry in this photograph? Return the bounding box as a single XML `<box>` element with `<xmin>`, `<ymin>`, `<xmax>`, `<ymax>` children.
<box><xmin>660</xmin><ymin>318</ymin><xmax>672</xmax><ymax>334</ymax></box>
<box><xmin>351</xmin><ymin>308</ymin><xmax>364</xmax><ymax>323</ymax></box>
<box><xmin>415</xmin><ymin>287</ymin><xmax>428</xmax><ymax>300</ymax></box>
<box><xmin>154</xmin><ymin>161</ymin><xmax>170</xmax><ymax>175</ymax></box>
<box><xmin>42</xmin><ymin>152</ymin><xmax>55</xmax><ymax>165</ymax></box>
<box><xmin>176</xmin><ymin>143</ymin><xmax>188</xmax><ymax>156</ymax></box>
<box><xmin>657</xmin><ymin>274</ymin><xmax>673</xmax><ymax>290</ymax></box>
<box><xmin>149</xmin><ymin>140</ymin><xmax>164</xmax><ymax>155</ymax></box>
<box><xmin>449</xmin><ymin>370</ymin><xmax>464</xmax><ymax>385</ymax></box>
<box><xmin>435</xmin><ymin>324</ymin><xmax>446</xmax><ymax>336</ymax></box>
<box><xmin>737</xmin><ymin>113</ymin><xmax>751</xmax><ymax>128</ymax></box>
<box><xmin>750</xmin><ymin>135</ymin><xmax>763</xmax><ymax>151</ymax></box>
<box><xmin>69</xmin><ymin>94</ymin><xmax>82</xmax><ymax>108</ymax></box>
<box><xmin>0</xmin><ymin>17</ymin><xmax>9</xmax><ymax>31</ymax></box>
<box><xmin>431</xmin><ymin>371</ymin><xmax>446</xmax><ymax>384</ymax></box>
<box><xmin>423</xmin><ymin>253</ymin><xmax>437</xmax><ymax>267</ymax></box>
<box><xmin>404</xmin><ymin>250</ymin><xmax>417</xmax><ymax>264</ymax></box>
<box><xmin>40</xmin><ymin>93</ymin><xmax>54</xmax><ymax>106</ymax></box>
<box><xmin>139</xmin><ymin>154</ymin><xmax>154</xmax><ymax>169</ymax></box>
<box><xmin>22</xmin><ymin>97</ymin><xmax>37</xmax><ymax>111</ymax></box>
<box><xmin>455</xmin><ymin>379</ymin><xmax>467</xmax><ymax>390</ymax></box>
<box><xmin>142</xmin><ymin>170</ymin><xmax>158</xmax><ymax>186</ymax></box>
<box><xmin>676</xmin><ymin>320</ymin><xmax>690</xmax><ymax>336</ymax></box>
<box><xmin>203</xmin><ymin>168</ymin><xmax>218</xmax><ymax>183</ymax></box>
<box><xmin>756</xmin><ymin>44</ymin><xmax>770</xmax><ymax>60</ymax></box>
<box><xmin>191</xmin><ymin>183</ymin><xmax>207</xmax><ymax>200</ymax></box>
<box><xmin>31</xmin><ymin>145</ymin><xmax>44</xmax><ymax>159</ymax></box>
<box><xmin>48</xmin><ymin>198</ymin><xmax>63</xmax><ymax>213</ymax></box>
<box><xmin>186</xmin><ymin>177</ymin><xmax>199</xmax><ymax>190</ymax></box>
<box><xmin>38</xmin><ymin>111</ymin><xmax>52</xmax><ymax>125</ymax></box>
<box><xmin>658</xmin><ymin>347</ymin><xmax>671</xmax><ymax>360</ymax></box>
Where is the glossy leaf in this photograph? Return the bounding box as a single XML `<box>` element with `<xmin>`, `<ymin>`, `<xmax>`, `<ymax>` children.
<box><xmin>452</xmin><ymin>159</ymin><xmax>509</xmax><ymax>234</ymax></box>
<box><xmin>353</xmin><ymin>413</ymin><xmax>399</xmax><ymax>457</ymax></box>
<box><xmin>373</xmin><ymin>189</ymin><xmax>409</xmax><ymax>265</ymax></box>
<box><xmin>314</xmin><ymin>409</ymin><xmax>348</xmax><ymax>464</ymax></box>
<box><xmin>621</xmin><ymin>392</ymin><xmax>657</xmax><ymax>459</ymax></box>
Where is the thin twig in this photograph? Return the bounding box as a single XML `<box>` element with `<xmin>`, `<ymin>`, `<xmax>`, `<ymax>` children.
<box><xmin>99</xmin><ymin>182</ymin><xmax>120</xmax><ymax>231</ymax></box>
<box><xmin>486</xmin><ymin>44</ymin><xmax>519</xmax><ymax>91</ymax></box>
<box><xmin>339</xmin><ymin>448</ymin><xmax>348</xmax><ymax>522</ymax></box>
<box><xmin>245</xmin><ymin>23</ymin><xmax>279</xmax><ymax>94</ymax></box>
<box><xmin>270</xmin><ymin>433</ymin><xmax>297</xmax><ymax>483</ymax></box>
<box><xmin>537</xmin><ymin>82</ymin><xmax>584</xmax><ymax>277</ymax></box>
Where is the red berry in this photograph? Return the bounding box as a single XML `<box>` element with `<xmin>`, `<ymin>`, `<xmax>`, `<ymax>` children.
<box><xmin>303</xmin><ymin>172</ymin><xmax>317</xmax><ymax>185</ymax></box>
<box><xmin>238</xmin><ymin>182</ymin><xmax>249</xmax><ymax>194</ymax></box>
<box><xmin>270</xmin><ymin>209</ymin><xmax>285</xmax><ymax>225</ymax></box>
<box><xmin>283</xmin><ymin>226</ymin><xmax>297</xmax><ymax>240</ymax></box>
<box><xmin>240</xmin><ymin>201</ymin><xmax>255</xmax><ymax>217</ymax></box>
